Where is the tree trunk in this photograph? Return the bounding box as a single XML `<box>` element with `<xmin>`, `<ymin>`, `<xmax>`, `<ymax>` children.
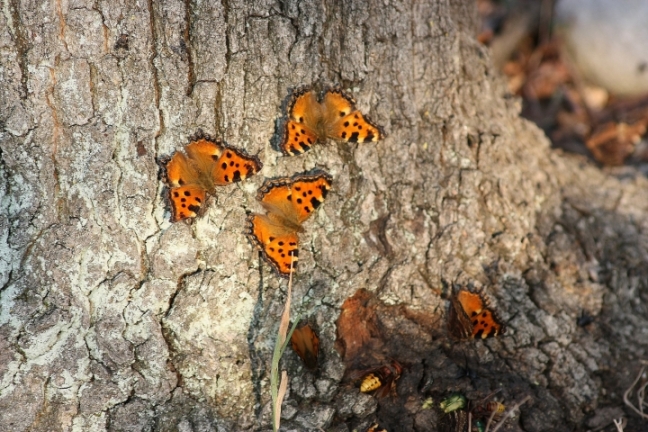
<box><xmin>2</xmin><ymin>0</ymin><xmax>647</xmax><ymax>431</ymax></box>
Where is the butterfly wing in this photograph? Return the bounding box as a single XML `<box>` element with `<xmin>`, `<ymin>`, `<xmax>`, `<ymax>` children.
<box><xmin>185</xmin><ymin>134</ymin><xmax>263</xmax><ymax>186</ymax></box>
<box><xmin>168</xmin><ymin>186</ymin><xmax>207</xmax><ymax>222</ymax></box>
<box><xmin>290</xmin><ymin>324</ymin><xmax>320</xmax><ymax>369</ymax></box>
<box><xmin>279</xmin><ymin>89</ymin><xmax>322</xmax><ymax>155</ymax></box>
<box><xmin>451</xmin><ymin>290</ymin><xmax>505</xmax><ymax>339</ymax></box>
<box><xmin>448</xmin><ymin>293</ymin><xmax>476</xmax><ymax>340</ymax></box>
<box><xmin>211</xmin><ymin>146</ymin><xmax>263</xmax><ymax>186</ymax></box>
<box><xmin>281</xmin><ymin>120</ymin><xmax>320</xmax><ymax>155</ymax></box>
<box><xmin>165</xmin><ymin>151</ymin><xmax>209</xmax><ymax>222</ymax></box>
<box><xmin>285</xmin><ymin>173</ymin><xmax>333</xmax><ymax>224</ymax></box>
<box><xmin>166</xmin><ymin>151</ymin><xmax>202</xmax><ymax>188</ymax></box>
<box><xmin>256</xmin><ymin>172</ymin><xmax>332</xmax><ymax>225</ymax></box>
<box><xmin>322</xmin><ymin>90</ymin><xmax>383</xmax><ymax>143</ymax></box>
<box><xmin>248</xmin><ymin>172</ymin><xmax>332</xmax><ymax>277</ymax></box>
<box><xmin>246</xmin><ymin>213</ymin><xmax>300</xmax><ymax>277</ymax></box>
<box><xmin>184</xmin><ymin>136</ymin><xmax>224</xmax><ymax>184</ymax></box>
<box><xmin>256</xmin><ymin>177</ymin><xmax>301</xmax><ymax>226</ymax></box>
<box><xmin>471</xmin><ymin>308</ymin><xmax>503</xmax><ymax>338</ymax></box>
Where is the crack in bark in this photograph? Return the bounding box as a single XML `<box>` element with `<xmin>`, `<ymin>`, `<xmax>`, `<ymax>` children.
<box><xmin>6</xmin><ymin>0</ymin><xmax>29</xmax><ymax>99</ymax></box>
<box><xmin>183</xmin><ymin>0</ymin><xmax>196</xmax><ymax>97</ymax></box>
<box><xmin>44</xmin><ymin>64</ymin><xmax>66</xmax><ymax>221</ymax></box>
<box><xmin>146</xmin><ymin>0</ymin><xmax>164</xmax><ymax>153</ymax></box>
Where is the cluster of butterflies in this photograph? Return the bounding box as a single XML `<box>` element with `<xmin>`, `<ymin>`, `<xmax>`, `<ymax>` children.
<box><xmin>162</xmin><ymin>86</ymin><xmax>383</xmax><ymax>278</ymax></box>
<box><xmin>162</xmin><ymin>85</ymin><xmax>510</xmax><ymax>429</ymax></box>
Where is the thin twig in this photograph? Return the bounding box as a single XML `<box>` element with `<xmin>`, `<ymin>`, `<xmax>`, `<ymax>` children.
<box><xmin>623</xmin><ymin>366</ymin><xmax>648</xmax><ymax>420</ymax></box>
<box><xmin>639</xmin><ymin>379</ymin><xmax>648</xmax><ymax>417</ymax></box>
<box><xmin>468</xmin><ymin>410</ymin><xmax>472</xmax><ymax>432</ymax></box>
<box><xmin>485</xmin><ymin>395</ymin><xmax>532</xmax><ymax>432</ymax></box>
<box><xmin>613</xmin><ymin>417</ymin><xmax>626</xmax><ymax>432</ymax></box>
<box><xmin>476</xmin><ymin>389</ymin><xmax>502</xmax><ymax>405</ymax></box>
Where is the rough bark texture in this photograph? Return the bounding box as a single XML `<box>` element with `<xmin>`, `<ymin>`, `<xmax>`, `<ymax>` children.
<box><xmin>1</xmin><ymin>0</ymin><xmax>648</xmax><ymax>431</ymax></box>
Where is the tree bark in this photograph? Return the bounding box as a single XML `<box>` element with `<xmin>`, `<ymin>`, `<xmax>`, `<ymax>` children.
<box><xmin>1</xmin><ymin>0</ymin><xmax>647</xmax><ymax>431</ymax></box>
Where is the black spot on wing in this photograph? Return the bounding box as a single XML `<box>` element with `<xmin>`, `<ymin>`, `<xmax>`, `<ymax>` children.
<box><xmin>188</xmin><ymin>204</ymin><xmax>200</xmax><ymax>213</ymax></box>
<box><xmin>310</xmin><ymin>197</ymin><xmax>321</xmax><ymax>208</ymax></box>
<box><xmin>349</xmin><ymin>132</ymin><xmax>360</xmax><ymax>142</ymax></box>
<box><xmin>233</xmin><ymin>170</ymin><xmax>241</xmax><ymax>182</ymax></box>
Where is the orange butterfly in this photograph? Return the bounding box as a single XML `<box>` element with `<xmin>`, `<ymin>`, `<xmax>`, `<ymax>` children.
<box><xmin>447</xmin><ymin>289</ymin><xmax>505</xmax><ymax>339</ymax></box>
<box><xmin>164</xmin><ymin>131</ymin><xmax>263</xmax><ymax>222</ymax></box>
<box><xmin>290</xmin><ymin>323</ymin><xmax>320</xmax><ymax>370</ymax></box>
<box><xmin>246</xmin><ymin>171</ymin><xmax>332</xmax><ymax>278</ymax></box>
<box><xmin>278</xmin><ymin>87</ymin><xmax>384</xmax><ymax>156</ymax></box>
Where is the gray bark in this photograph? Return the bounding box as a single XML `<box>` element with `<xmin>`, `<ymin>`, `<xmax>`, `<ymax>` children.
<box><xmin>1</xmin><ymin>0</ymin><xmax>647</xmax><ymax>431</ymax></box>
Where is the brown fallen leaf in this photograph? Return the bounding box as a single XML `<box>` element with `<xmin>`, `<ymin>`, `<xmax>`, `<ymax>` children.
<box><xmin>334</xmin><ymin>289</ymin><xmax>382</xmax><ymax>362</ymax></box>
<box><xmin>586</xmin><ymin>120</ymin><xmax>647</xmax><ymax>166</ymax></box>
